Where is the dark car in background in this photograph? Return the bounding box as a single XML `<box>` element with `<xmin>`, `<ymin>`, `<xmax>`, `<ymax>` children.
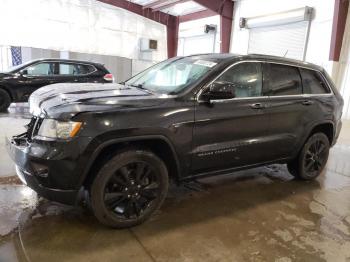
<box><xmin>0</xmin><ymin>58</ymin><xmax>113</xmax><ymax>111</ymax></box>
<box><xmin>7</xmin><ymin>54</ymin><xmax>343</xmax><ymax>228</ymax></box>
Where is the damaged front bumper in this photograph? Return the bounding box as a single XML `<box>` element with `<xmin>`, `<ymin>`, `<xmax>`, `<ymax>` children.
<box><xmin>6</xmin><ymin>133</ymin><xmax>87</xmax><ymax>205</ymax></box>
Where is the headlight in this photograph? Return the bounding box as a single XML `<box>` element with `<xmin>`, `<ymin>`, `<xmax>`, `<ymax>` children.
<box><xmin>37</xmin><ymin>119</ymin><xmax>82</xmax><ymax>140</ymax></box>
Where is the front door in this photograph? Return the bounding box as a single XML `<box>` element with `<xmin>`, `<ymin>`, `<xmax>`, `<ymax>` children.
<box><xmin>191</xmin><ymin>61</ymin><xmax>271</xmax><ymax>173</ymax></box>
<box><xmin>16</xmin><ymin>62</ymin><xmax>57</xmax><ymax>101</ymax></box>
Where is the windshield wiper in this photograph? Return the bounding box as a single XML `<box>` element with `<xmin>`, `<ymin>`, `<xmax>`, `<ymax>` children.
<box><xmin>129</xmin><ymin>84</ymin><xmax>154</xmax><ymax>94</ymax></box>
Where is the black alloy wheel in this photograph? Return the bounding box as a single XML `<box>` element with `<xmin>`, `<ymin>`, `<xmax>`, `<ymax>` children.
<box><xmin>91</xmin><ymin>149</ymin><xmax>168</xmax><ymax>228</ymax></box>
<box><xmin>303</xmin><ymin>139</ymin><xmax>328</xmax><ymax>174</ymax></box>
<box><xmin>288</xmin><ymin>132</ymin><xmax>330</xmax><ymax>180</ymax></box>
<box><xmin>104</xmin><ymin>162</ymin><xmax>160</xmax><ymax>219</ymax></box>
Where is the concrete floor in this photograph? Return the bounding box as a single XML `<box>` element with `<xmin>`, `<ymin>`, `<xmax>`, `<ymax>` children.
<box><xmin>0</xmin><ymin>104</ymin><xmax>349</xmax><ymax>262</ymax></box>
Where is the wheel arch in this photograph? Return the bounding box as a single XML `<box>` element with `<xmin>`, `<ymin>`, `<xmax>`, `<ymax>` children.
<box><xmin>307</xmin><ymin>121</ymin><xmax>334</xmax><ymax>145</ymax></box>
<box><xmin>81</xmin><ymin>135</ymin><xmax>181</xmax><ymax>189</ymax></box>
<box><xmin>0</xmin><ymin>85</ymin><xmax>13</xmax><ymax>101</ymax></box>
<box><xmin>289</xmin><ymin>121</ymin><xmax>335</xmax><ymax>165</ymax></box>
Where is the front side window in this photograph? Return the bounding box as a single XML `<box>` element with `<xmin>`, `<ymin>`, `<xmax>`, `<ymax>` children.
<box><xmin>214</xmin><ymin>62</ymin><xmax>262</xmax><ymax>98</ymax></box>
<box><xmin>59</xmin><ymin>63</ymin><xmax>95</xmax><ymax>75</ymax></box>
<box><xmin>125</xmin><ymin>57</ymin><xmax>218</xmax><ymax>94</ymax></box>
<box><xmin>266</xmin><ymin>64</ymin><xmax>302</xmax><ymax>96</ymax></box>
<box><xmin>23</xmin><ymin>63</ymin><xmax>55</xmax><ymax>76</ymax></box>
<box><xmin>300</xmin><ymin>69</ymin><xmax>330</xmax><ymax>94</ymax></box>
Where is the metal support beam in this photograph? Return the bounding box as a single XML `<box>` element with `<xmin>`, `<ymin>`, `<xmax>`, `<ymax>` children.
<box><xmin>98</xmin><ymin>0</ymin><xmax>178</xmax><ymax>58</ymax></box>
<box><xmin>221</xmin><ymin>13</ymin><xmax>233</xmax><ymax>53</ymax></box>
<box><xmin>98</xmin><ymin>0</ymin><xmax>174</xmax><ymax>26</ymax></box>
<box><xmin>167</xmin><ymin>16</ymin><xmax>180</xmax><ymax>58</ymax></box>
<box><xmin>179</xmin><ymin>9</ymin><xmax>217</xmax><ymax>23</ymax></box>
<box><xmin>329</xmin><ymin>0</ymin><xmax>349</xmax><ymax>61</ymax></box>
<box><xmin>143</xmin><ymin>0</ymin><xmax>170</xmax><ymax>9</ymax></box>
<box><xmin>192</xmin><ymin>0</ymin><xmax>233</xmax><ymax>20</ymax></box>
<box><xmin>193</xmin><ymin>0</ymin><xmax>234</xmax><ymax>53</ymax></box>
<box><xmin>152</xmin><ymin>0</ymin><xmax>189</xmax><ymax>12</ymax></box>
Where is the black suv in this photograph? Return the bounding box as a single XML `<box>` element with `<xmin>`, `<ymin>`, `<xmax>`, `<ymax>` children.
<box><xmin>7</xmin><ymin>54</ymin><xmax>343</xmax><ymax>228</ymax></box>
<box><xmin>0</xmin><ymin>58</ymin><xmax>113</xmax><ymax>111</ymax></box>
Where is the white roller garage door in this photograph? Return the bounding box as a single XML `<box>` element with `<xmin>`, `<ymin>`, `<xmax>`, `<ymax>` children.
<box><xmin>241</xmin><ymin>7</ymin><xmax>313</xmax><ymax>61</ymax></box>
<box><xmin>248</xmin><ymin>21</ymin><xmax>309</xmax><ymax>60</ymax></box>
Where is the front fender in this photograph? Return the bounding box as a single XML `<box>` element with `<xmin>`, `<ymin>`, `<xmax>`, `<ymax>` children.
<box><xmin>77</xmin><ymin>134</ymin><xmax>182</xmax><ymax>188</ymax></box>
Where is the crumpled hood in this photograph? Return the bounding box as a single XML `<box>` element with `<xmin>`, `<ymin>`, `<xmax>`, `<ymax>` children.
<box><xmin>29</xmin><ymin>83</ymin><xmax>164</xmax><ymax>119</ymax></box>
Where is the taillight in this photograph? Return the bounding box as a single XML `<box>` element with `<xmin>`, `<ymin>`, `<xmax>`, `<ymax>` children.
<box><xmin>103</xmin><ymin>74</ymin><xmax>114</xmax><ymax>82</ymax></box>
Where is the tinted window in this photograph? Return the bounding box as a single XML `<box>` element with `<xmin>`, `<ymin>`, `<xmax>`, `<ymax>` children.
<box><xmin>215</xmin><ymin>62</ymin><xmax>262</xmax><ymax>98</ymax></box>
<box><xmin>300</xmin><ymin>69</ymin><xmax>330</xmax><ymax>94</ymax></box>
<box><xmin>266</xmin><ymin>64</ymin><xmax>302</xmax><ymax>96</ymax></box>
<box><xmin>59</xmin><ymin>63</ymin><xmax>95</xmax><ymax>75</ymax></box>
<box><xmin>24</xmin><ymin>63</ymin><xmax>55</xmax><ymax>76</ymax></box>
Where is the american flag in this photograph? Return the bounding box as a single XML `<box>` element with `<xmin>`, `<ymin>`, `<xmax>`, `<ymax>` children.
<box><xmin>11</xmin><ymin>46</ymin><xmax>22</xmax><ymax>66</ymax></box>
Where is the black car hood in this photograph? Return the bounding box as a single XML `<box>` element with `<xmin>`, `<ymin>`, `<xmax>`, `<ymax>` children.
<box><xmin>29</xmin><ymin>83</ymin><xmax>166</xmax><ymax>119</ymax></box>
<box><xmin>0</xmin><ymin>72</ymin><xmax>11</xmax><ymax>78</ymax></box>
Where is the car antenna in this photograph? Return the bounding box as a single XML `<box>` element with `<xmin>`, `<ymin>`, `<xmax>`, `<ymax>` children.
<box><xmin>283</xmin><ymin>50</ymin><xmax>289</xmax><ymax>57</ymax></box>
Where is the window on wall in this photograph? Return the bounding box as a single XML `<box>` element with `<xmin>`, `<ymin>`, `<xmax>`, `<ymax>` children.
<box><xmin>300</xmin><ymin>69</ymin><xmax>330</xmax><ymax>94</ymax></box>
<box><xmin>215</xmin><ymin>62</ymin><xmax>262</xmax><ymax>98</ymax></box>
<box><xmin>265</xmin><ymin>64</ymin><xmax>302</xmax><ymax>96</ymax></box>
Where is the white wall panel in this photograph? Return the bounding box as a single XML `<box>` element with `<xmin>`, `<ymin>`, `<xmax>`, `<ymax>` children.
<box><xmin>0</xmin><ymin>0</ymin><xmax>167</xmax><ymax>62</ymax></box>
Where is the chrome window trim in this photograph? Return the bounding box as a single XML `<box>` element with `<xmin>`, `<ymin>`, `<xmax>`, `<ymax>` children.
<box><xmin>196</xmin><ymin>59</ymin><xmax>334</xmax><ymax>103</ymax></box>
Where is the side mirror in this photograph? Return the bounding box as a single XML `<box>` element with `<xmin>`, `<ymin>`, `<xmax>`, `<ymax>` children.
<box><xmin>201</xmin><ymin>81</ymin><xmax>236</xmax><ymax>101</ymax></box>
<box><xmin>20</xmin><ymin>69</ymin><xmax>28</xmax><ymax>76</ymax></box>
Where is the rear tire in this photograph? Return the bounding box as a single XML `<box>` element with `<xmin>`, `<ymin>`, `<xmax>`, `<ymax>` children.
<box><xmin>90</xmin><ymin>149</ymin><xmax>168</xmax><ymax>228</ymax></box>
<box><xmin>288</xmin><ymin>133</ymin><xmax>330</xmax><ymax>180</ymax></box>
<box><xmin>0</xmin><ymin>89</ymin><xmax>11</xmax><ymax>112</ymax></box>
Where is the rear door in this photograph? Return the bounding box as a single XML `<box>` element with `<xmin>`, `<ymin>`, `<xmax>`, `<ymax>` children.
<box><xmin>192</xmin><ymin>61</ymin><xmax>271</xmax><ymax>173</ymax></box>
<box><xmin>299</xmin><ymin>67</ymin><xmax>334</xmax><ymax>131</ymax></box>
<box><xmin>263</xmin><ymin>62</ymin><xmax>309</xmax><ymax>160</ymax></box>
<box><xmin>56</xmin><ymin>62</ymin><xmax>99</xmax><ymax>83</ymax></box>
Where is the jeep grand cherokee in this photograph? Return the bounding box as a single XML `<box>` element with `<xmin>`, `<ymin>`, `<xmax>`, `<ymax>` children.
<box><xmin>6</xmin><ymin>54</ymin><xmax>343</xmax><ymax>228</ymax></box>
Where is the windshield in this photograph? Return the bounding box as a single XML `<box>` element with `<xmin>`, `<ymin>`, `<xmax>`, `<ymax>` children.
<box><xmin>125</xmin><ymin>57</ymin><xmax>218</xmax><ymax>94</ymax></box>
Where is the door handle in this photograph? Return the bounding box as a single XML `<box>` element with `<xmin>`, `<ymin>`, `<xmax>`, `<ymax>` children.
<box><xmin>302</xmin><ymin>100</ymin><xmax>314</xmax><ymax>106</ymax></box>
<box><xmin>250</xmin><ymin>103</ymin><xmax>265</xmax><ymax>109</ymax></box>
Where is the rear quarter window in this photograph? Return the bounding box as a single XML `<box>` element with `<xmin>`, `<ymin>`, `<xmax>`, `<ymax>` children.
<box><xmin>300</xmin><ymin>69</ymin><xmax>330</xmax><ymax>94</ymax></box>
<box><xmin>59</xmin><ymin>63</ymin><xmax>96</xmax><ymax>75</ymax></box>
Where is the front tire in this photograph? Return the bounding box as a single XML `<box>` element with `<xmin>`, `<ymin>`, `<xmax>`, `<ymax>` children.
<box><xmin>288</xmin><ymin>133</ymin><xmax>330</xmax><ymax>180</ymax></box>
<box><xmin>0</xmin><ymin>89</ymin><xmax>11</xmax><ymax>112</ymax></box>
<box><xmin>90</xmin><ymin>149</ymin><xmax>168</xmax><ymax>228</ymax></box>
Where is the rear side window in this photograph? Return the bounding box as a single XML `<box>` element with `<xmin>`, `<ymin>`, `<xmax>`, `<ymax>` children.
<box><xmin>265</xmin><ymin>64</ymin><xmax>302</xmax><ymax>96</ymax></box>
<box><xmin>300</xmin><ymin>69</ymin><xmax>330</xmax><ymax>94</ymax></box>
<box><xmin>59</xmin><ymin>63</ymin><xmax>96</xmax><ymax>75</ymax></box>
<box><xmin>216</xmin><ymin>62</ymin><xmax>262</xmax><ymax>98</ymax></box>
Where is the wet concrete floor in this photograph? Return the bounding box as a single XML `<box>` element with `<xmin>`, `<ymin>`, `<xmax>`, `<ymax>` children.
<box><xmin>0</xmin><ymin>104</ymin><xmax>349</xmax><ymax>262</ymax></box>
